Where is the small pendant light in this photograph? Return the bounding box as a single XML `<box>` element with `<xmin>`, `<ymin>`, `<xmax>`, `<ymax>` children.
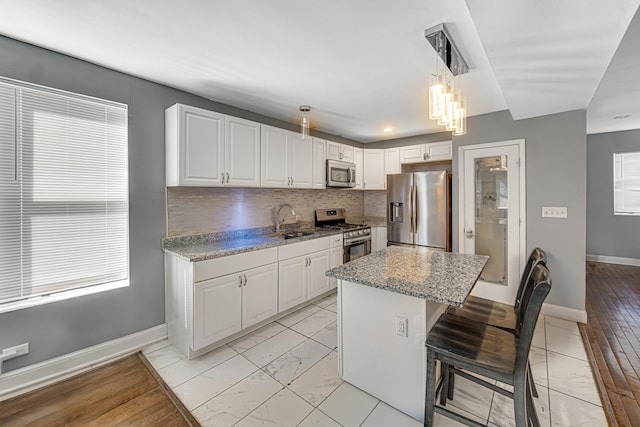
<box><xmin>299</xmin><ymin>105</ymin><xmax>310</xmax><ymax>140</ymax></box>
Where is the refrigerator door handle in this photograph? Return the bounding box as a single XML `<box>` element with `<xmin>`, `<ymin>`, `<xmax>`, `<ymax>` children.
<box><xmin>409</xmin><ymin>184</ymin><xmax>414</xmax><ymax>233</ymax></box>
<box><xmin>413</xmin><ymin>184</ymin><xmax>418</xmax><ymax>234</ymax></box>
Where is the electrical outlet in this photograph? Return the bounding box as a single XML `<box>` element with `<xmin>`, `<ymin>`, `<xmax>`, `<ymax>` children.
<box><xmin>2</xmin><ymin>343</ymin><xmax>29</xmax><ymax>357</ymax></box>
<box><xmin>395</xmin><ymin>315</ymin><xmax>408</xmax><ymax>337</ymax></box>
<box><xmin>542</xmin><ymin>206</ymin><xmax>567</xmax><ymax>218</ymax></box>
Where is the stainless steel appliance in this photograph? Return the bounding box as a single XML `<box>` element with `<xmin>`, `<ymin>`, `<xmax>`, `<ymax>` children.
<box><xmin>315</xmin><ymin>208</ymin><xmax>371</xmax><ymax>262</ymax></box>
<box><xmin>387</xmin><ymin>171</ymin><xmax>451</xmax><ymax>250</ymax></box>
<box><xmin>326</xmin><ymin>159</ymin><xmax>356</xmax><ymax>188</ymax></box>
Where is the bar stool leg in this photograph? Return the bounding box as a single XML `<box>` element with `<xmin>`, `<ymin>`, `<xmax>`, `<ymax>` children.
<box><xmin>440</xmin><ymin>363</ymin><xmax>449</xmax><ymax>406</ymax></box>
<box><xmin>513</xmin><ymin>376</ymin><xmax>528</xmax><ymax>427</ymax></box>
<box><xmin>528</xmin><ymin>362</ymin><xmax>539</xmax><ymax>398</ymax></box>
<box><xmin>424</xmin><ymin>349</ymin><xmax>437</xmax><ymax>426</ymax></box>
<box><xmin>527</xmin><ymin>376</ymin><xmax>540</xmax><ymax>427</ymax></box>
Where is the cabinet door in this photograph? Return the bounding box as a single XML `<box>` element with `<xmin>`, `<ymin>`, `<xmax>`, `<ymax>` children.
<box><xmin>426</xmin><ymin>140</ymin><xmax>452</xmax><ymax>161</ymax></box>
<box><xmin>399</xmin><ymin>144</ymin><xmax>425</xmax><ymax>164</ymax></box>
<box><xmin>279</xmin><ymin>256</ymin><xmax>307</xmax><ymax>312</ymax></box>
<box><xmin>326</xmin><ymin>141</ymin><xmax>342</xmax><ymax>161</ymax></box>
<box><xmin>385</xmin><ymin>148</ymin><xmax>401</xmax><ymax>175</ymax></box>
<box><xmin>226</xmin><ymin>116</ymin><xmax>260</xmax><ymax>187</ymax></box>
<box><xmin>373</xmin><ymin>227</ymin><xmax>388</xmax><ymax>251</ymax></box>
<box><xmin>242</xmin><ymin>263</ymin><xmax>278</xmax><ymax>328</ymax></box>
<box><xmin>353</xmin><ymin>148</ymin><xmax>363</xmax><ymax>190</ymax></box>
<box><xmin>312</xmin><ymin>138</ymin><xmax>327</xmax><ymax>188</ymax></box>
<box><xmin>363</xmin><ymin>149</ymin><xmax>386</xmax><ymax>190</ymax></box>
<box><xmin>261</xmin><ymin>125</ymin><xmax>289</xmax><ymax>188</ymax></box>
<box><xmin>341</xmin><ymin>145</ymin><xmax>355</xmax><ymax>163</ymax></box>
<box><xmin>307</xmin><ymin>250</ymin><xmax>331</xmax><ymax>300</ymax></box>
<box><xmin>329</xmin><ymin>247</ymin><xmax>343</xmax><ymax>289</ymax></box>
<box><xmin>179</xmin><ymin>105</ymin><xmax>225</xmax><ymax>186</ymax></box>
<box><xmin>289</xmin><ymin>132</ymin><xmax>313</xmax><ymax>188</ymax></box>
<box><xmin>193</xmin><ymin>274</ymin><xmax>242</xmax><ymax>350</ymax></box>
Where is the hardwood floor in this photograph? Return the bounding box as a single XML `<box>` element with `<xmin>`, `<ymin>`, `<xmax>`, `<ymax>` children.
<box><xmin>581</xmin><ymin>261</ymin><xmax>640</xmax><ymax>427</ymax></box>
<box><xmin>0</xmin><ymin>353</ymin><xmax>199</xmax><ymax>426</ymax></box>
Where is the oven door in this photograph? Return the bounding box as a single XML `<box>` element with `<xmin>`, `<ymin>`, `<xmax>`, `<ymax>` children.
<box><xmin>343</xmin><ymin>235</ymin><xmax>372</xmax><ymax>263</ymax></box>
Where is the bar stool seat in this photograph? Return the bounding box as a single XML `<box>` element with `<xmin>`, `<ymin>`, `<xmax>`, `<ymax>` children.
<box><xmin>424</xmin><ymin>264</ymin><xmax>551</xmax><ymax>427</ymax></box>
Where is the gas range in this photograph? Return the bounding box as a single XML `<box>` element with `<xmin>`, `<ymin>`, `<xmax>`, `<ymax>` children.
<box><xmin>315</xmin><ymin>208</ymin><xmax>371</xmax><ymax>247</ymax></box>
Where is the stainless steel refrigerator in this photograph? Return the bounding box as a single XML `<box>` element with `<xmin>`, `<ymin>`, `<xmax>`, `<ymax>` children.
<box><xmin>387</xmin><ymin>171</ymin><xmax>451</xmax><ymax>251</ymax></box>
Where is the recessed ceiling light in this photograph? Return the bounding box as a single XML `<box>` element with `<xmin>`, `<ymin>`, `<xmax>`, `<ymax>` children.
<box><xmin>383</xmin><ymin>127</ymin><xmax>393</xmax><ymax>132</ymax></box>
<box><xmin>613</xmin><ymin>114</ymin><xmax>631</xmax><ymax>119</ymax></box>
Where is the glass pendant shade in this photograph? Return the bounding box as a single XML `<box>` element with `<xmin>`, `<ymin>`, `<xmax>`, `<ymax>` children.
<box><xmin>428</xmin><ymin>74</ymin><xmax>443</xmax><ymax>120</ymax></box>
<box><xmin>299</xmin><ymin>105</ymin><xmax>310</xmax><ymax>140</ymax></box>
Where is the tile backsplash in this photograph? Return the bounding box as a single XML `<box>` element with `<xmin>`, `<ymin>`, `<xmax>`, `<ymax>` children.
<box><xmin>364</xmin><ymin>190</ymin><xmax>387</xmax><ymax>219</ymax></box>
<box><xmin>167</xmin><ymin>187</ymin><xmax>365</xmax><ymax>237</ymax></box>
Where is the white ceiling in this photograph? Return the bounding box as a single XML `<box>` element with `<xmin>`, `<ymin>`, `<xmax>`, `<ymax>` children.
<box><xmin>0</xmin><ymin>0</ymin><xmax>638</xmax><ymax>142</ymax></box>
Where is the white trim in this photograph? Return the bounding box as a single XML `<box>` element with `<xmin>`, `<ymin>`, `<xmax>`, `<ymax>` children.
<box><xmin>543</xmin><ymin>303</ymin><xmax>588</xmax><ymax>324</ymax></box>
<box><xmin>586</xmin><ymin>254</ymin><xmax>640</xmax><ymax>267</ymax></box>
<box><xmin>0</xmin><ymin>324</ymin><xmax>167</xmax><ymax>402</ymax></box>
<box><xmin>457</xmin><ymin>139</ymin><xmax>527</xmax><ymax>302</ymax></box>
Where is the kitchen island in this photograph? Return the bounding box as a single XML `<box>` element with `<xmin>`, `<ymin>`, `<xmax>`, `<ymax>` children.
<box><xmin>325</xmin><ymin>246</ymin><xmax>488</xmax><ymax>422</ymax></box>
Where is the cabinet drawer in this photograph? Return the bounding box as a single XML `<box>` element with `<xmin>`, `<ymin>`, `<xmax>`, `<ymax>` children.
<box><xmin>278</xmin><ymin>237</ymin><xmax>330</xmax><ymax>261</ymax></box>
<box><xmin>329</xmin><ymin>234</ymin><xmax>343</xmax><ymax>248</ymax></box>
<box><xmin>195</xmin><ymin>247</ymin><xmax>278</xmax><ymax>282</ymax></box>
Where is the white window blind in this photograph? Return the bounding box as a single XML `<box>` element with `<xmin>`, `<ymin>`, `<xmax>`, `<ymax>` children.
<box><xmin>614</xmin><ymin>151</ymin><xmax>640</xmax><ymax>215</ymax></box>
<box><xmin>0</xmin><ymin>77</ymin><xmax>128</xmax><ymax>307</ymax></box>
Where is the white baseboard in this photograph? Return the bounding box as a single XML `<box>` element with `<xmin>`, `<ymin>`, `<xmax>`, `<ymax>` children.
<box><xmin>586</xmin><ymin>254</ymin><xmax>640</xmax><ymax>267</ymax></box>
<box><xmin>543</xmin><ymin>303</ymin><xmax>587</xmax><ymax>324</ymax></box>
<box><xmin>0</xmin><ymin>323</ymin><xmax>167</xmax><ymax>402</ymax></box>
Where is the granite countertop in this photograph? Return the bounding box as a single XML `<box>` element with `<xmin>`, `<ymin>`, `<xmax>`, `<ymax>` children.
<box><xmin>325</xmin><ymin>246</ymin><xmax>489</xmax><ymax>306</ymax></box>
<box><xmin>163</xmin><ymin>226</ymin><xmax>342</xmax><ymax>262</ymax></box>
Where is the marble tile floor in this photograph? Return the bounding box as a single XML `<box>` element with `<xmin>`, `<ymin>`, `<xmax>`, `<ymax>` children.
<box><xmin>143</xmin><ymin>294</ymin><xmax>607</xmax><ymax>426</ymax></box>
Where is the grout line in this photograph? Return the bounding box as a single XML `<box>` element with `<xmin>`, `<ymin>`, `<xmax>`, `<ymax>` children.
<box><xmin>359</xmin><ymin>400</ymin><xmax>381</xmax><ymax>426</ymax></box>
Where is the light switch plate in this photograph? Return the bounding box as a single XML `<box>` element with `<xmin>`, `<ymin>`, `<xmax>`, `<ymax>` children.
<box><xmin>542</xmin><ymin>206</ymin><xmax>567</xmax><ymax>218</ymax></box>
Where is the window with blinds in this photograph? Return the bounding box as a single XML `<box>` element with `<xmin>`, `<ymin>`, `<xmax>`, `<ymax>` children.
<box><xmin>0</xmin><ymin>77</ymin><xmax>129</xmax><ymax>309</ymax></box>
<box><xmin>614</xmin><ymin>151</ymin><xmax>640</xmax><ymax>215</ymax></box>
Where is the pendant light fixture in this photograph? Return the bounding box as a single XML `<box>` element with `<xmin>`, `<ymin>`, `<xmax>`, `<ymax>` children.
<box><xmin>299</xmin><ymin>105</ymin><xmax>311</xmax><ymax>140</ymax></box>
<box><xmin>425</xmin><ymin>24</ymin><xmax>468</xmax><ymax>136</ymax></box>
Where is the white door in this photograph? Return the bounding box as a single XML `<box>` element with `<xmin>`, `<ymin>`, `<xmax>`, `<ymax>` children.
<box><xmin>459</xmin><ymin>139</ymin><xmax>526</xmax><ymax>305</ymax></box>
<box><xmin>261</xmin><ymin>125</ymin><xmax>289</xmax><ymax>187</ymax></box>
<box><xmin>289</xmin><ymin>132</ymin><xmax>313</xmax><ymax>188</ymax></box>
<box><xmin>326</xmin><ymin>141</ymin><xmax>342</xmax><ymax>160</ymax></box>
<box><xmin>193</xmin><ymin>274</ymin><xmax>242</xmax><ymax>350</ymax></box>
<box><xmin>242</xmin><ymin>263</ymin><xmax>278</xmax><ymax>328</ymax></box>
<box><xmin>353</xmin><ymin>148</ymin><xmax>363</xmax><ymax>190</ymax></box>
<box><xmin>312</xmin><ymin>138</ymin><xmax>327</xmax><ymax>188</ymax></box>
<box><xmin>225</xmin><ymin>116</ymin><xmax>260</xmax><ymax>187</ymax></box>
<box><xmin>307</xmin><ymin>250</ymin><xmax>331</xmax><ymax>299</ymax></box>
<box><xmin>341</xmin><ymin>145</ymin><xmax>355</xmax><ymax>162</ymax></box>
<box><xmin>180</xmin><ymin>106</ymin><xmax>225</xmax><ymax>186</ymax></box>
<box><xmin>385</xmin><ymin>148</ymin><xmax>401</xmax><ymax>175</ymax></box>
<box><xmin>278</xmin><ymin>256</ymin><xmax>307</xmax><ymax>312</ymax></box>
<box><xmin>363</xmin><ymin>149</ymin><xmax>385</xmax><ymax>190</ymax></box>
<box><xmin>399</xmin><ymin>144</ymin><xmax>425</xmax><ymax>164</ymax></box>
<box><xmin>426</xmin><ymin>141</ymin><xmax>452</xmax><ymax>162</ymax></box>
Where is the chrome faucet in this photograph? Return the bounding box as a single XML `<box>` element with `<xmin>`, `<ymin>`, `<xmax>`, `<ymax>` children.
<box><xmin>275</xmin><ymin>204</ymin><xmax>296</xmax><ymax>234</ymax></box>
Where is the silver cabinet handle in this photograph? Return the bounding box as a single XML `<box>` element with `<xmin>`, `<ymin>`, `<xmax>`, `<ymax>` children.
<box><xmin>226</xmin><ymin>172</ymin><xmax>229</xmax><ymax>183</ymax></box>
<box><xmin>465</xmin><ymin>228</ymin><xmax>475</xmax><ymax>239</ymax></box>
<box><xmin>238</xmin><ymin>275</ymin><xmax>243</xmax><ymax>287</ymax></box>
<box><xmin>423</xmin><ymin>153</ymin><xmax>426</xmax><ymax>160</ymax></box>
<box><xmin>221</xmin><ymin>173</ymin><xmax>225</xmax><ymax>184</ymax></box>
<box><xmin>243</xmin><ymin>274</ymin><xmax>247</xmax><ymax>286</ymax></box>
<box><xmin>339</xmin><ymin>152</ymin><xmax>343</xmax><ymax>159</ymax></box>
<box><xmin>425</xmin><ymin>152</ymin><xmax>431</xmax><ymax>159</ymax></box>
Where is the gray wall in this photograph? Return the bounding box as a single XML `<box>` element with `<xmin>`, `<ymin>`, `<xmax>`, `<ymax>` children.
<box><xmin>453</xmin><ymin>110</ymin><xmax>587</xmax><ymax>312</ymax></box>
<box><xmin>365</xmin><ymin>131</ymin><xmax>452</xmax><ymax>149</ymax></box>
<box><xmin>0</xmin><ymin>35</ymin><xmax>358</xmax><ymax>373</ymax></box>
<box><xmin>587</xmin><ymin>129</ymin><xmax>640</xmax><ymax>259</ymax></box>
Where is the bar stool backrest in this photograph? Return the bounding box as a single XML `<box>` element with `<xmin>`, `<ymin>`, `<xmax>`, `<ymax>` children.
<box><xmin>514</xmin><ymin>248</ymin><xmax>547</xmax><ymax>313</ymax></box>
<box><xmin>514</xmin><ymin>264</ymin><xmax>552</xmax><ymax>374</ymax></box>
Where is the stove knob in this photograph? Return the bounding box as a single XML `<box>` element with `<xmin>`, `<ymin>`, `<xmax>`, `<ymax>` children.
<box><xmin>359</xmin><ymin>230</ymin><xmax>365</xmax><ymax>236</ymax></box>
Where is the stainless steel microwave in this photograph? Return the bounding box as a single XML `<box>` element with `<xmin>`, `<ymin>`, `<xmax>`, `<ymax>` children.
<box><xmin>326</xmin><ymin>159</ymin><xmax>356</xmax><ymax>188</ymax></box>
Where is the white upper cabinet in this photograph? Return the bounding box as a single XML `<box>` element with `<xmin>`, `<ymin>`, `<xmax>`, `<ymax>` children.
<box><xmin>166</xmin><ymin>104</ymin><xmax>260</xmax><ymax>187</ymax></box>
<box><xmin>384</xmin><ymin>148</ymin><xmax>401</xmax><ymax>175</ymax></box>
<box><xmin>225</xmin><ymin>116</ymin><xmax>261</xmax><ymax>187</ymax></box>
<box><xmin>312</xmin><ymin>138</ymin><xmax>327</xmax><ymax>188</ymax></box>
<box><xmin>326</xmin><ymin>140</ymin><xmax>355</xmax><ymax>162</ymax></box>
<box><xmin>166</xmin><ymin>104</ymin><xmax>225</xmax><ymax>186</ymax></box>
<box><xmin>399</xmin><ymin>140</ymin><xmax>452</xmax><ymax>164</ymax></box>
<box><xmin>353</xmin><ymin>147</ymin><xmax>363</xmax><ymax>190</ymax></box>
<box><xmin>363</xmin><ymin>149</ymin><xmax>386</xmax><ymax>190</ymax></box>
<box><xmin>261</xmin><ymin>125</ymin><xmax>313</xmax><ymax>189</ymax></box>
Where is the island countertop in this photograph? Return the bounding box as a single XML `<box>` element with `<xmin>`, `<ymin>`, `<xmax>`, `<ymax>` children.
<box><xmin>325</xmin><ymin>246</ymin><xmax>488</xmax><ymax>306</ymax></box>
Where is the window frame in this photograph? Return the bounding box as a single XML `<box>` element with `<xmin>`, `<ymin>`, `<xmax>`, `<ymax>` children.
<box><xmin>613</xmin><ymin>151</ymin><xmax>640</xmax><ymax>216</ymax></box>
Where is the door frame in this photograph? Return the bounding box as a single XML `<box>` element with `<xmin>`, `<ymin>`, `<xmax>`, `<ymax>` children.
<box><xmin>457</xmin><ymin>139</ymin><xmax>527</xmax><ymax>303</ymax></box>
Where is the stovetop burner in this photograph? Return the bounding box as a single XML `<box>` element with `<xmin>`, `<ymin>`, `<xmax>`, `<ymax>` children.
<box><xmin>320</xmin><ymin>223</ymin><xmax>368</xmax><ymax>231</ymax></box>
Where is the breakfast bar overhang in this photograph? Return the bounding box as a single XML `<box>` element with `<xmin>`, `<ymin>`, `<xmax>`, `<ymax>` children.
<box><xmin>326</xmin><ymin>245</ymin><xmax>488</xmax><ymax>422</ymax></box>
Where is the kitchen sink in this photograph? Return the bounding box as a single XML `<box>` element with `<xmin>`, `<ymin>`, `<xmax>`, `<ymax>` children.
<box><xmin>271</xmin><ymin>230</ymin><xmax>318</xmax><ymax>240</ymax></box>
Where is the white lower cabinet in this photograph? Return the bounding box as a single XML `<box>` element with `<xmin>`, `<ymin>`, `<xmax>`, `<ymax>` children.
<box><xmin>371</xmin><ymin>226</ymin><xmax>388</xmax><ymax>252</ymax></box>
<box><xmin>194</xmin><ymin>262</ymin><xmax>278</xmax><ymax>351</ymax></box>
<box><xmin>278</xmin><ymin>236</ymin><xmax>332</xmax><ymax>312</ymax></box>
<box><xmin>329</xmin><ymin>234</ymin><xmax>344</xmax><ymax>289</ymax></box>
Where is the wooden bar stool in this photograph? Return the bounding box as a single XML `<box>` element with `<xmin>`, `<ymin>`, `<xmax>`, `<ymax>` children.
<box><xmin>446</xmin><ymin>248</ymin><xmax>546</xmax><ymax>398</ymax></box>
<box><xmin>424</xmin><ymin>264</ymin><xmax>551</xmax><ymax>427</ymax></box>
